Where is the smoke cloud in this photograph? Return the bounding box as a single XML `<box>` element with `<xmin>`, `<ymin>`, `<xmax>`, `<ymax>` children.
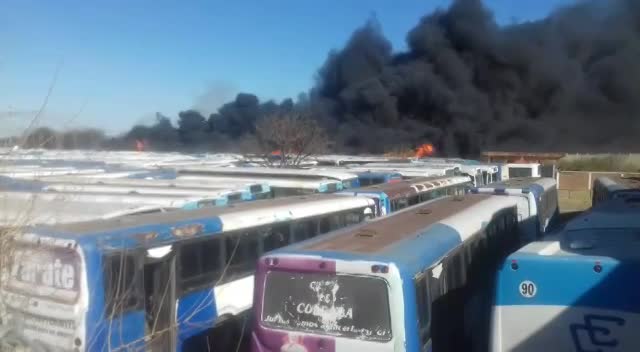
<box><xmin>308</xmin><ymin>0</ymin><xmax>640</xmax><ymax>155</ymax></box>
<box><xmin>118</xmin><ymin>0</ymin><xmax>640</xmax><ymax>156</ymax></box>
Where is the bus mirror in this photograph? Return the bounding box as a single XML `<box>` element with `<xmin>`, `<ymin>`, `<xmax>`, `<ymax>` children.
<box><xmin>147</xmin><ymin>245</ymin><xmax>172</xmax><ymax>259</ymax></box>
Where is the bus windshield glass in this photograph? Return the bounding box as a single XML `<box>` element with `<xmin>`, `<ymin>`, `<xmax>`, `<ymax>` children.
<box><xmin>7</xmin><ymin>243</ymin><xmax>81</xmax><ymax>304</ymax></box>
<box><xmin>261</xmin><ymin>271</ymin><xmax>392</xmax><ymax>341</ymax></box>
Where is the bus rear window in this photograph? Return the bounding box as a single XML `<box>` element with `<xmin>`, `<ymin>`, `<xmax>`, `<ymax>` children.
<box><xmin>8</xmin><ymin>244</ymin><xmax>81</xmax><ymax>304</ymax></box>
<box><xmin>261</xmin><ymin>271</ymin><xmax>391</xmax><ymax>341</ymax></box>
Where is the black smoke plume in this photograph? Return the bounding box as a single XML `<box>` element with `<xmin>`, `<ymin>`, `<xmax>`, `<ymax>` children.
<box><xmin>120</xmin><ymin>0</ymin><xmax>640</xmax><ymax>156</ymax></box>
<box><xmin>310</xmin><ymin>0</ymin><xmax>640</xmax><ymax>155</ymax></box>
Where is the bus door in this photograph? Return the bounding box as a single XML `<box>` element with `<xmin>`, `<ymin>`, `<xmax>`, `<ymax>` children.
<box><xmin>144</xmin><ymin>245</ymin><xmax>177</xmax><ymax>351</ymax></box>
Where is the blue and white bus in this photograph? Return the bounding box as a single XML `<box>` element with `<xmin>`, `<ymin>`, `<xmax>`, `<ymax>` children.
<box><xmin>252</xmin><ymin>194</ymin><xmax>524</xmax><ymax>352</ymax></box>
<box><xmin>592</xmin><ymin>175</ymin><xmax>640</xmax><ymax>207</ymax></box>
<box><xmin>338</xmin><ymin>176</ymin><xmax>471</xmax><ymax>216</ymax></box>
<box><xmin>0</xmin><ymin>194</ymin><xmax>376</xmax><ymax>351</ymax></box>
<box><xmin>471</xmin><ymin>177</ymin><xmax>558</xmax><ymax>242</ymax></box>
<box><xmin>490</xmin><ymin>198</ymin><xmax>640</xmax><ymax>352</ymax></box>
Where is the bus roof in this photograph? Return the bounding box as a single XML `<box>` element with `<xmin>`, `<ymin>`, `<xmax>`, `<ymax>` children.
<box><xmin>304</xmin><ymin>194</ymin><xmax>491</xmax><ymax>254</ymax></box>
<box><xmin>354</xmin><ymin>171</ymin><xmax>403</xmax><ymax>178</ymax></box>
<box><xmin>512</xmin><ymin>200</ymin><xmax>640</xmax><ymax>259</ymax></box>
<box><xmin>475</xmin><ymin>177</ymin><xmax>556</xmax><ymax>192</ymax></box>
<box><xmin>30</xmin><ymin>194</ymin><xmax>374</xmax><ymax>245</ymax></box>
<box><xmin>339</xmin><ymin>176</ymin><xmax>470</xmax><ymax>199</ymax></box>
<box><xmin>178</xmin><ymin>166</ymin><xmax>358</xmax><ymax>182</ymax></box>
<box><xmin>344</xmin><ymin>165</ymin><xmax>451</xmax><ymax>177</ymax></box>
<box><xmin>33</xmin><ymin>175</ymin><xmax>268</xmax><ymax>193</ymax></box>
<box><xmin>597</xmin><ymin>175</ymin><xmax>640</xmax><ymax>190</ymax></box>
<box><xmin>271</xmin><ymin>194</ymin><xmax>517</xmax><ymax>271</ymax></box>
<box><xmin>0</xmin><ymin>197</ymin><xmax>171</xmax><ymax>226</ymax></box>
<box><xmin>565</xmin><ymin>198</ymin><xmax>640</xmax><ymax>231</ymax></box>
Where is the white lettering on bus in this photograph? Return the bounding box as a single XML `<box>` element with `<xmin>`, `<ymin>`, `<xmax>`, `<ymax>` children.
<box><xmin>14</xmin><ymin>258</ymin><xmax>76</xmax><ymax>290</ymax></box>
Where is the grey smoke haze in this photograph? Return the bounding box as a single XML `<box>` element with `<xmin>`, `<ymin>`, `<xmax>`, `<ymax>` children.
<box><xmin>193</xmin><ymin>81</ymin><xmax>237</xmax><ymax>116</ymax></box>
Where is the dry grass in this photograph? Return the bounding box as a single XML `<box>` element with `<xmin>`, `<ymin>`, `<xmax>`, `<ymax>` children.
<box><xmin>558</xmin><ymin>153</ymin><xmax>640</xmax><ymax>172</ymax></box>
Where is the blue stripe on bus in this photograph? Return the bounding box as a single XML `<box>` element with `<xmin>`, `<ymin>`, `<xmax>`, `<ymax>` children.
<box><xmin>494</xmin><ymin>254</ymin><xmax>640</xmax><ymax>313</ymax></box>
<box><xmin>176</xmin><ymin>289</ymin><xmax>218</xmax><ymax>348</ymax></box>
<box><xmin>528</xmin><ymin>183</ymin><xmax>545</xmax><ymax>202</ymax></box>
<box><xmin>34</xmin><ymin>217</ymin><xmax>224</xmax><ymax>249</ymax></box>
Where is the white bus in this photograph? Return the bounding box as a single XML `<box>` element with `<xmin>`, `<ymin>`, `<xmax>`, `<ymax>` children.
<box><xmin>471</xmin><ymin>177</ymin><xmax>559</xmax><ymax>242</ymax></box>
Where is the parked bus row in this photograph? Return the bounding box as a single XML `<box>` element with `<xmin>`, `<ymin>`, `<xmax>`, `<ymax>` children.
<box><xmin>0</xmin><ymin>175</ymin><xmax>479</xmax><ymax>351</ymax></box>
<box><xmin>252</xmin><ymin>177</ymin><xmax>559</xmax><ymax>352</ymax></box>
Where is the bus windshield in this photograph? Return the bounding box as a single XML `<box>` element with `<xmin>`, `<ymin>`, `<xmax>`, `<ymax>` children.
<box><xmin>7</xmin><ymin>243</ymin><xmax>81</xmax><ymax>304</ymax></box>
<box><xmin>261</xmin><ymin>271</ymin><xmax>392</xmax><ymax>341</ymax></box>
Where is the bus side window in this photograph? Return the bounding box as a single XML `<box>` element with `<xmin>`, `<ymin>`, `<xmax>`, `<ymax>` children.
<box><xmin>409</xmin><ymin>195</ymin><xmax>419</xmax><ymax>206</ymax></box>
<box><xmin>263</xmin><ymin>224</ymin><xmax>292</xmax><ymax>253</ymax></box>
<box><xmin>225</xmin><ymin>233</ymin><xmax>261</xmax><ymax>280</ymax></box>
<box><xmin>292</xmin><ymin>219</ymin><xmax>318</xmax><ymax>242</ymax></box>
<box><xmin>330</xmin><ymin>213</ymin><xmax>344</xmax><ymax>231</ymax></box>
<box><xmin>414</xmin><ymin>272</ymin><xmax>431</xmax><ymax>345</ymax></box>
<box><xmin>103</xmin><ymin>253</ymin><xmax>143</xmax><ymax>315</ymax></box>
<box><xmin>396</xmin><ymin>198</ymin><xmax>409</xmax><ymax>211</ymax></box>
<box><xmin>319</xmin><ymin>216</ymin><xmax>331</xmax><ymax>234</ymax></box>
<box><xmin>179</xmin><ymin>238</ymin><xmax>224</xmax><ymax>292</ymax></box>
<box><xmin>345</xmin><ymin>211</ymin><xmax>362</xmax><ymax>226</ymax></box>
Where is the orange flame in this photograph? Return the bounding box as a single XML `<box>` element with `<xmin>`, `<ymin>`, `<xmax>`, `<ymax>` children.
<box><xmin>415</xmin><ymin>143</ymin><xmax>435</xmax><ymax>158</ymax></box>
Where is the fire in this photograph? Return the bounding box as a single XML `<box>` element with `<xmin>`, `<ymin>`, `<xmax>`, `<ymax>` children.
<box><xmin>135</xmin><ymin>140</ymin><xmax>146</xmax><ymax>152</ymax></box>
<box><xmin>415</xmin><ymin>143</ymin><xmax>435</xmax><ymax>158</ymax></box>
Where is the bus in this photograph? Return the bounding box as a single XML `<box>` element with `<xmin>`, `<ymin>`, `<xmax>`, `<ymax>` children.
<box><xmin>0</xmin><ymin>187</ymin><xmax>250</xmax><ymax>224</ymax></box>
<box><xmin>497</xmin><ymin>163</ymin><xmax>541</xmax><ymax>181</ymax></box>
<box><xmin>592</xmin><ymin>175</ymin><xmax>640</xmax><ymax>206</ymax></box>
<box><xmin>177</xmin><ymin>166</ymin><xmax>361</xmax><ymax>189</ymax></box>
<box><xmin>175</xmin><ymin>174</ymin><xmax>344</xmax><ymax>198</ymax></box>
<box><xmin>0</xmin><ymin>194</ymin><xmax>375</xmax><ymax>352</ymax></box>
<box><xmin>490</xmin><ymin>198</ymin><xmax>640</xmax><ymax>352</ymax></box>
<box><xmin>411</xmin><ymin>160</ymin><xmax>490</xmax><ymax>187</ymax></box>
<box><xmin>338</xmin><ymin>176</ymin><xmax>471</xmax><ymax>216</ymax></box>
<box><xmin>0</xmin><ymin>194</ymin><xmax>175</xmax><ymax>226</ymax></box>
<box><xmin>355</xmin><ymin>172</ymin><xmax>403</xmax><ymax>187</ymax></box>
<box><xmin>471</xmin><ymin>177</ymin><xmax>558</xmax><ymax>242</ymax></box>
<box><xmin>26</xmin><ymin>172</ymin><xmax>273</xmax><ymax>201</ymax></box>
<box><xmin>349</xmin><ymin>163</ymin><xmax>460</xmax><ymax>178</ymax></box>
<box><xmin>252</xmin><ymin>194</ymin><xmax>524</xmax><ymax>352</ymax></box>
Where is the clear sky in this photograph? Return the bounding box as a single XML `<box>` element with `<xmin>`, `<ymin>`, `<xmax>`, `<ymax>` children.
<box><xmin>1</xmin><ymin>0</ymin><xmax>576</xmax><ymax>137</ymax></box>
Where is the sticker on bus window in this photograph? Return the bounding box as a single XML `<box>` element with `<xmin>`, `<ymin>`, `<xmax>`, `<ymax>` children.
<box><xmin>519</xmin><ymin>280</ymin><xmax>537</xmax><ymax>298</ymax></box>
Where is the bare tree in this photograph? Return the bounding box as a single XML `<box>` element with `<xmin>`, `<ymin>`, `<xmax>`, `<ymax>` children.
<box><xmin>254</xmin><ymin>112</ymin><xmax>327</xmax><ymax>167</ymax></box>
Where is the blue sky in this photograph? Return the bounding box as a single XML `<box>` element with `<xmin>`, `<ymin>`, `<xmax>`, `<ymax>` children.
<box><xmin>1</xmin><ymin>0</ymin><xmax>576</xmax><ymax>137</ymax></box>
